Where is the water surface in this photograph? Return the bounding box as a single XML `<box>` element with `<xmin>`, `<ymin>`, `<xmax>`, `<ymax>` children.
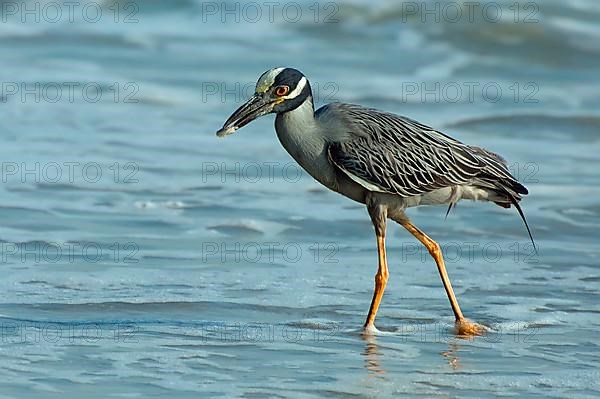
<box><xmin>1</xmin><ymin>0</ymin><xmax>599</xmax><ymax>397</ymax></box>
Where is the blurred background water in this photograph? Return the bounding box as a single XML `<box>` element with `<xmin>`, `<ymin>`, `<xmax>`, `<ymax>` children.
<box><xmin>1</xmin><ymin>0</ymin><xmax>599</xmax><ymax>397</ymax></box>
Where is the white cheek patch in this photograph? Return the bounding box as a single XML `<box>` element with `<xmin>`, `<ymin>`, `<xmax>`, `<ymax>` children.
<box><xmin>282</xmin><ymin>77</ymin><xmax>307</xmax><ymax>100</ymax></box>
<box><xmin>256</xmin><ymin>67</ymin><xmax>284</xmax><ymax>93</ymax></box>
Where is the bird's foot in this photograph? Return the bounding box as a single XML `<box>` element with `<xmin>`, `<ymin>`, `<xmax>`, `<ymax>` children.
<box><xmin>361</xmin><ymin>324</ymin><xmax>381</xmax><ymax>336</ymax></box>
<box><xmin>454</xmin><ymin>318</ymin><xmax>486</xmax><ymax>338</ymax></box>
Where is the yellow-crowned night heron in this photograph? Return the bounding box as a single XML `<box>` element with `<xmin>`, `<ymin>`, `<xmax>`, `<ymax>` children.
<box><xmin>216</xmin><ymin>67</ymin><xmax>535</xmax><ymax>336</ymax></box>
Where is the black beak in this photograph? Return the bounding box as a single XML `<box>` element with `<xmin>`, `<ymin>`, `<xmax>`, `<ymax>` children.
<box><xmin>216</xmin><ymin>93</ymin><xmax>275</xmax><ymax>137</ymax></box>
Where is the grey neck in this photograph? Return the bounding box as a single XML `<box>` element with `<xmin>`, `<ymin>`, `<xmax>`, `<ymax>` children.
<box><xmin>277</xmin><ymin>95</ymin><xmax>316</xmax><ymax>130</ymax></box>
<box><xmin>275</xmin><ymin>96</ymin><xmax>320</xmax><ymax>155</ymax></box>
<box><xmin>275</xmin><ymin>96</ymin><xmax>337</xmax><ymax>188</ymax></box>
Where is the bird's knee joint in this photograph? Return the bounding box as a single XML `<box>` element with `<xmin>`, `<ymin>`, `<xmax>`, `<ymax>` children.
<box><xmin>375</xmin><ymin>270</ymin><xmax>389</xmax><ymax>284</ymax></box>
<box><xmin>428</xmin><ymin>242</ymin><xmax>441</xmax><ymax>257</ymax></box>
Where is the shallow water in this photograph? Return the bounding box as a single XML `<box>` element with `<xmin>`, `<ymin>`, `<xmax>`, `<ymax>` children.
<box><xmin>1</xmin><ymin>0</ymin><xmax>599</xmax><ymax>397</ymax></box>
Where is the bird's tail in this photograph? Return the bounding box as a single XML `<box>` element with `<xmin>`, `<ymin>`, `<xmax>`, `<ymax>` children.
<box><xmin>468</xmin><ymin>146</ymin><xmax>536</xmax><ymax>252</ymax></box>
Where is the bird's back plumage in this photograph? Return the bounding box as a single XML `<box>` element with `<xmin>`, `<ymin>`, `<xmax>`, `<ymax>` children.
<box><xmin>319</xmin><ymin>103</ymin><xmax>527</xmax><ymax>206</ymax></box>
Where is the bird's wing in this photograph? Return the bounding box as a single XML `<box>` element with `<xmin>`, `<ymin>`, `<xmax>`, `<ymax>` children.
<box><xmin>322</xmin><ymin>103</ymin><xmax>487</xmax><ymax>197</ymax></box>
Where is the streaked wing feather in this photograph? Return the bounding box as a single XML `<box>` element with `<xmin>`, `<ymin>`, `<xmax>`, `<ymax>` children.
<box><xmin>325</xmin><ymin>103</ymin><xmax>485</xmax><ymax>196</ymax></box>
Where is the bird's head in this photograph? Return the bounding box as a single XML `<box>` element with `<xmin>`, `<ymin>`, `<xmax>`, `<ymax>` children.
<box><xmin>216</xmin><ymin>67</ymin><xmax>312</xmax><ymax>137</ymax></box>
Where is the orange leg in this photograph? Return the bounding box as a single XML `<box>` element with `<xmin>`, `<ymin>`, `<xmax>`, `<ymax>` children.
<box><xmin>363</xmin><ymin>234</ymin><xmax>389</xmax><ymax>333</ymax></box>
<box><xmin>399</xmin><ymin>219</ymin><xmax>484</xmax><ymax>337</ymax></box>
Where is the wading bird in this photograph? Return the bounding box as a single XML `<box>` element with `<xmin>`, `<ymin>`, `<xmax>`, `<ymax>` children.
<box><xmin>216</xmin><ymin>67</ymin><xmax>534</xmax><ymax>336</ymax></box>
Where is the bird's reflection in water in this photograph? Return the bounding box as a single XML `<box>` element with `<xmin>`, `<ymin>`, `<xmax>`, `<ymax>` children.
<box><xmin>360</xmin><ymin>328</ymin><xmax>470</xmax><ymax>375</ymax></box>
<box><xmin>441</xmin><ymin>341</ymin><xmax>462</xmax><ymax>370</ymax></box>
<box><xmin>361</xmin><ymin>334</ymin><xmax>386</xmax><ymax>376</ymax></box>
<box><xmin>443</xmin><ymin>320</ymin><xmax>488</xmax><ymax>369</ymax></box>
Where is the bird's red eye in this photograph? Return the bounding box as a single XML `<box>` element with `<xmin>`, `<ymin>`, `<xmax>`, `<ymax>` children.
<box><xmin>275</xmin><ymin>86</ymin><xmax>289</xmax><ymax>96</ymax></box>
